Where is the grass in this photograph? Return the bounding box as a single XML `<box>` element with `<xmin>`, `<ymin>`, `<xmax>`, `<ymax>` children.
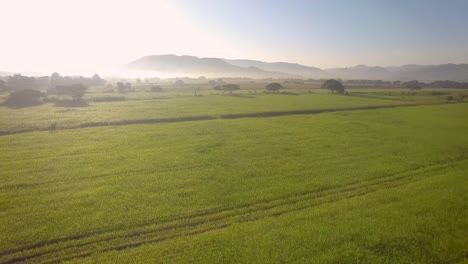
<box><xmin>3</xmin><ymin>85</ymin><xmax>466</xmax><ymax>132</ymax></box>
<box><xmin>0</xmin><ymin>92</ymin><xmax>411</xmax><ymax>132</ymax></box>
<box><xmin>1</xmin><ymin>102</ymin><xmax>467</xmax><ymax>263</ymax></box>
<box><xmin>73</xmin><ymin>165</ymin><xmax>468</xmax><ymax>264</ymax></box>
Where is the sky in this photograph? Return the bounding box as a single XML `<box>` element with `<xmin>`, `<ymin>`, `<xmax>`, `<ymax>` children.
<box><xmin>1</xmin><ymin>0</ymin><xmax>468</xmax><ymax>74</ymax></box>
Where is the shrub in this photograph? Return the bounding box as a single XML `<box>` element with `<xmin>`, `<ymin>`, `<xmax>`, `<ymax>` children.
<box><xmin>5</xmin><ymin>89</ymin><xmax>44</xmax><ymax>107</ymax></box>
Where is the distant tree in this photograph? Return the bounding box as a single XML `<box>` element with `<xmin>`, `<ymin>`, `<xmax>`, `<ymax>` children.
<box><xmin>116</xmin><ymin>82</ymin><xmax>124</xmax><ymax>92</ymax></box>
<box><xmin>393</xmin><ymin>80</ymin><xmax>401</xmax><ymax>86</ymax></box>
<box><xmin>91</xmin><ymin>74</ymin><xmax>106</xmax><ymax>86</ymax></box>
<box><xmin>36</xmin><ymin>76</ymin><xmax>50</xmax><ymax>88</ymax></box>
<box><xmin>208</xmin><ymin>80</ymin><xmax>217</xmax><ymax>85</ymax></box>
<box><xmin>321</xmin><ymin>79</ymin><xmax>345</xmax><ymax>94</ymax></box>
<box><xmin>265</xmin><ymin>82</ymin><xmax>283</xmax><ymax>93</ymax></box>
<box><xmin>403</xmin><ymin>80</ymin><xmax>422</xmax><ymax>91</ymax></box>
<box><xmin>56</xmin><ymin>84</ymin><xmax>88</xmax><ymax>101</ymax></box>
<box><xmin>174</xmin><ymin>79</ymin><xmax>185</xmax><ymax>87</ymax></box>
<box><xmin>429</xmin><ymin>80</ymin><xmax>468</xmax><ymax>89</ymax></box>
<box><xmin>0</xmin><ymin>79</ymin><xmax>7</xmax><ymax>91</ymax></box>
<box><xmin>213</xmin><ymin>84</ymin><xmax>239</xmax><ymax>94</ymax></box>
<box><xmin>50</xmin><ymin>72</ymin><xmax>62</xmax><ymax>88</ymax></box>
<box><xmin>150</xmin><ymin>85</ymin><xmax>163</xmax><ymax>92</ymax></box>
<box><xmin>7</xmin><ymin>74</ymin><xmax>38</xmax><ymax>90</ymax></box>
<box><xmin>221</xmin><ymin>84</ymin><xmax>240</xmax><ymax>94</ymax></box>
<box><xmin>116</xmin><ymin>82</ymin><xmax>133</xmax><ymax>93</ymax></box>
<box><xmin>5</xmin><ymin>89</ymin><xmax>44</xmax><ymax>107</ymax></box>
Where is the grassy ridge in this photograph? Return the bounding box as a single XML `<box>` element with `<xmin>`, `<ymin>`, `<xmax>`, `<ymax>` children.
<box><xmin>1</xmin><ymin>103</ymin><xmax>468</xmax><ymax>263</ymax></box>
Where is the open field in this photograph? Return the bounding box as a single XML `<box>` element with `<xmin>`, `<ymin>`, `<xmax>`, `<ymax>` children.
<box><xmin>1</xmin><ymin>94</ymin><xmax>468</xmax><ymax>263</ymax></box>
<box><xmin>1</xmin><ymin>85</ymin><xmax>467</xmax><ymax>133</ymax></box>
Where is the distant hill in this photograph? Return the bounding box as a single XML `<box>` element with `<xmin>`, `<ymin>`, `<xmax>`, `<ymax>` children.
<box><xmin>127</xmin><ymin>55</ymin><xmax>468</xmax><ymax>81</ymax></box>
<box><xmin>224</xmin><ymin>59</ymin><xmax>329</xmax><ymax>79</ymax></box>
<box><xmin>388</xmin><ymin>64</ymin><xmax>468</xmax><ymax>81</ymax></box>
<box><xmin>126</xmin><ymin>54</ymin><xmax>297</xmax><ymax>78</ymax></box>
<box><xmin>327</xmin><ymin>64</ymin><xmax>468</xmax><ymax>81</ymax></box>
<box><xmin>325</xmin><ymin>65</ymin><xmax>391</xmax><ymax>80</ymax></box>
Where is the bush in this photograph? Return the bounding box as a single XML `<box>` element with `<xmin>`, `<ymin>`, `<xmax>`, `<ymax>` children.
<box><xmin>5</xmin><ymin>89</ymin><xmax>44</xmax><ymax>107</ymax></box>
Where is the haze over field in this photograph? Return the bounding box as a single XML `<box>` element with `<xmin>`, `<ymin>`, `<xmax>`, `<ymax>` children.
<box><xmin>1</xmin><ymin>0</ymin><xmax>467</xmax><ymax>78</ymax></box>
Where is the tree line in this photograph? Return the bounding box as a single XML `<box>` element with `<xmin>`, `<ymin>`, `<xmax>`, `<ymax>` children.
<box><xmin>0</xmin><ymin>73</ymin><xmax>106</xmax><ymax>92</ymax></box>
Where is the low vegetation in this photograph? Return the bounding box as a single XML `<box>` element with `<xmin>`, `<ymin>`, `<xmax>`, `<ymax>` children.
<box><xmin>0</xmin><ymin>103</ymin><xmax>467</xmax><ymax>263</ymax></box>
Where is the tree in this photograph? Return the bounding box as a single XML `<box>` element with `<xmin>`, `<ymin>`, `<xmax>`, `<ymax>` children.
<box><xmin>224</xmin><ymin>84</ymin><xmax>240</xmax><ymax>94</ymax></box>
<box><xmin>7</xmin><ymin>74</ymin><xmax>38</xmax><ymax>90</ymax></box>
<box><xmin>265</xmin><ymin>82</ymin><xmax>283</xmax><ymax>93</ymax></box>
<box><xmin>321</xmin><ymin>79</ymin><xmax>345</xmax><ymax>94</ymax></box>
<box><xmin>403</xmin><ymin>80</ymin><xmax>422</xmax><ymax>91</ymax></box>
<box><xmin>0</xmin><ymin>79</ymin><xmax>7</xmax><ymax>91</ymax></box>
<box><xmin>91</xmin><ymin>74</ymin><xmax>106</xmax><ymax>86</ymax></box>
<box><xmin>174</xmin><ymin>79</ymin><xmax>185</xmax><ymax>87</ymax></box>
<box><xmin>5</xmin><ymin>89</ymin><xmax>44</xmax><ymax>107</ymax></box>
<box><xmin>215</xmin><ymin>84</ymin><xmax>240</xmax><ymax>94</ymax></box>
<box><xmin>150</xmin><ymin>85</ymin><xmax>163</xmax><ymax>92</ymax></box>
<box><xmin>125</xmin><ymin>82</ymin><xmax>132</xmax><ymax>91</ymax></box>
<box><xmin>56</xmin><ymin>84</ymin><xmax>87</xmax><ymax>101</ymax></box>
<box><xmin>50</xmin><ymin>72</ymin><xmax>63</xmax><ymax>88</ymax></box>
<box><xmin>116</xmin><ymin>82</ymin><xmax>132</xmax><ymax>93</ymax></box>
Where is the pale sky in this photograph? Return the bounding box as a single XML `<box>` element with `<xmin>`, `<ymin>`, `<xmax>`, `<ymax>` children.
<box><xmin>1</xmin><ymin>0</ymin><xmax>468</xmax><ymax>74</ymax></box>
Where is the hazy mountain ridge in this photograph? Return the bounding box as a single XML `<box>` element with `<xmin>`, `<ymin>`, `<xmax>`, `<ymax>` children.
<box><xmin>224</xmin><ymin>59</ymin><xmax>328</xmax><ymax>79</ymax></box>
<box><xmin>327</xmin><ymin>64</ymin><xmax>468</xmax><ymax>81</ymax></box>
<box><xmin>127</xmin><ymin>55</ymin><xmax>468</xmax><ymax>81</ymax></box>
<box><xmin>127</xmin><ymin>54</ymin><xmax>297</xmax><ymax>78</ymax></box>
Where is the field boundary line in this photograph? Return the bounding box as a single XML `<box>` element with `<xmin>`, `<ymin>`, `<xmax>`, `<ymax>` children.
<box><xmin>2</xmin><ymin>102</ymin><xmax>457</xmax><ymax>137</ymax></box>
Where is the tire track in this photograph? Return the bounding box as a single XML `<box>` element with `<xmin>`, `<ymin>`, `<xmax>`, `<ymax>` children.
<box><xmin>1</xmin><ymin>157</ymin><xmax>465</xmax><ymax>264</ymax></box>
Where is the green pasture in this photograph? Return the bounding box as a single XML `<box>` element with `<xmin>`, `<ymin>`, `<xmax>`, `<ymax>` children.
<box><xmin>1</xmin><ymin>103</ymin><xmax>467</xmax><ymax>263</ymax></box>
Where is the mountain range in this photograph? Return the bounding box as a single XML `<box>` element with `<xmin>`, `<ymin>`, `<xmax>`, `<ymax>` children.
<box><xmin>127</xmin><ymin>54</ymin><xmax>468</xmax><ymax>81</ymax></box>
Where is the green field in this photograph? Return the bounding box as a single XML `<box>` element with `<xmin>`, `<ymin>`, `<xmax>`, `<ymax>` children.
<box><xmin>0</xmin><ymin>92</ymin><xmax>408</xmax><ymax>132</ymax></box>
<box><xmin>0</xmin><ymin>87</ymin><xmax>467</xmax><ymax>263</ymax></box>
